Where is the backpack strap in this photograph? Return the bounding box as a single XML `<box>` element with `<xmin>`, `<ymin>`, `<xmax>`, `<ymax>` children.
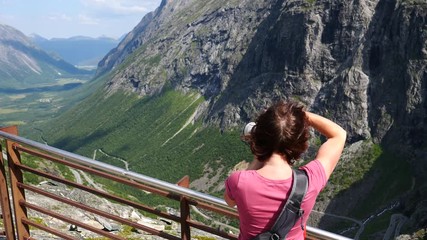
<box><xmin>269</xmin><ymin>169</ymin><xmax>308</xmax><ymax>239</ymax></box>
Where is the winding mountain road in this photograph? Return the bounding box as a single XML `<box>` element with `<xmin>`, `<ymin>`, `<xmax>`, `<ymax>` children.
<box><xmin>383</xmin><ymin>214</ymin><xmax>408</xmax><ymax>240</ymax></box>
<box><xmin>70</xmin><ymin>168</ymin><xmax>104</xmax><ymax>191</ymax></box>
<box><xmin>312</xmin><ymin>210</ymin><xmax>364</xmax><ymax>239</ymax></box>
<box><xmin>93</xmin><ymin>148</ymin><xmax>129</xmax><ymax>171</ymax></box>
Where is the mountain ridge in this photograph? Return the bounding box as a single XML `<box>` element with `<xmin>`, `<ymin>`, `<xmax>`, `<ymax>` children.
<box><xmin>0</xmin><ymin>24</ymin><xmax>92</xmax><ymax>89</ymax></box>
<box><xmin>96</xmin><ymin>0</ymin><xmax>426</xmax><ymax>164</ymax></box>
<box><xmin>30</xmin><ymin>34</ymin><xmax>121</xmax><ymax>67</ymax></box>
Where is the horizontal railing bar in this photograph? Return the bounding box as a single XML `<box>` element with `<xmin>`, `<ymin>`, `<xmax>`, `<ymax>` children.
<box><xmin>188</xmin><ymin>199</ymin><xmax>239</xmax><ymax>219</ymax></box>
<box><xmin>17</xmin><ymin>152</ymin><xmax>239</xmax><ymax>239</ymax></box>
<box><xmin>17</xmin><ymin>142</ymin><xmax>240</xmax><ymax>228</ymax></box>
<box><xmin>16</xmin><ymin>145</ymin><xmax>178</xmax><ymax>200</ymax></box>
<box><xmin>19</xmin><ymin>183</ymin><xmax>181</xmax><ymax>240</ymax></box>
<box><xmin>0</xmin><ymin>131</ymin><xmax>231</xmax><ymax>209</ymax></box>
<box><xmin>16</xmin><ymin>153</ymin><xmax>182</xmax><ymax>222</ymax></box>
<box><xmin>20</xmin><ymin>200</ymin><xmax>126</xmax><ymax>240</ymax></box>
<box><xmin>187</xmin><ymin>219</ymin><xmax>237</xmax><ymax>240</ymax></box>
<box><xmin>306</xmin><ymin>226</ymin><xmax>353</xmax><ymax>240</ymax></box>
<box><xmin>21</xmin><ymin>218</ymin><xmax>77</xmax><ymax>240</ymax></box>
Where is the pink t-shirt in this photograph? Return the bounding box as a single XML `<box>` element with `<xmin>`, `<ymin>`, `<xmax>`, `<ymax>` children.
<box><xmin>225</xmin><ymin>160</ymin><xmax>327</xmax><ymax>240</ymax></box>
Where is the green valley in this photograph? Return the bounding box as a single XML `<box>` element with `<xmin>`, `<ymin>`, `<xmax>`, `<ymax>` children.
<box><xmin>31</xmin><ymin>87</ymin><xmax>253</xmax><ymax>189</ymax></box>
<box><xmin>0</xmin><ymin>76</ymin><xmax>101</xmax><ymax>131</ymax></box>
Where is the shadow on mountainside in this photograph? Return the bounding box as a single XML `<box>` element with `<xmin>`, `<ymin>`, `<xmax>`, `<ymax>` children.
<box><xmin>209</xmin><ymin>0</ymin><xmax>316</xmax><ymax>124</ymax></box>
<box><xmin>319</xmin><ymin>0</ymin><xmax>427</xmax><ymax>238</ymax></box>
<box><xmin>317</xmin><ymin>145</ymin><xmax>412</xmax><ymax>239</ymax></box>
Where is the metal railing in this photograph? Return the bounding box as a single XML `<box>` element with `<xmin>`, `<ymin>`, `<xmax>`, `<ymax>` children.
<box><xmin>0</xmin><ymin>126</ymin><xmax>352</xmax><ymax>240</ymax></box>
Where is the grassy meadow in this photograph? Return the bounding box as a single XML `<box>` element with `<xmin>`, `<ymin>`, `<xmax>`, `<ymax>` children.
<box><xmin>0</xmin><ymin>76</ymin><xmax>104</xmax><ymax>134</ymax></box>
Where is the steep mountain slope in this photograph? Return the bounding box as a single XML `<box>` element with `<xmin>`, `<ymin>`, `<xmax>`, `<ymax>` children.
<box><xmin>37</xmin><ymin>0</ymin><xmax>427</xmax><ymax>238</ymax></box>
<box><xmin>30</xmin><ymin>35</ymin><xmax>120</xmax><ymax>67</ymax></box>
<box><xmin>96</xmin><ymin>0</ymin><xmax>426</xmax><ymax>149</ymax></box>
<box><xmin>0</xmin><ymin>24</ymin><xmax>92</xmax><ymax>89</ymax></box>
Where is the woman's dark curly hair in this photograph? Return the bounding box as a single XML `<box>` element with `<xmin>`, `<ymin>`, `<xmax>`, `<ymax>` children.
<box><xmin>248</xmin><ymin>100</ymin><xmax>310</xmax><ymax>164</ymax></box>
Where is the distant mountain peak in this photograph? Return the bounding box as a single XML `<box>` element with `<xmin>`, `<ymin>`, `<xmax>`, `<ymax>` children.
<box><xmin>0</xmin><ymin>24</ymin><xmax>93</xmax><ymax>88</ymax></box>
<box><xmin>28</xmin><ymin>33</ymin><xmax>48</xmax><ymax>41</ymax></box>
<box><xmin>31</xmin><ymin>34</ymin><xmax>120</xmax><ymax>66</ymax></box>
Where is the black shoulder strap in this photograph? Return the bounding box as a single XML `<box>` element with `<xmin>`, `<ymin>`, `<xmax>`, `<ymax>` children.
<box><xmin>269</xmin><ymin>169</ymin><xmax>308</xmax><ymax>239</ymax></box>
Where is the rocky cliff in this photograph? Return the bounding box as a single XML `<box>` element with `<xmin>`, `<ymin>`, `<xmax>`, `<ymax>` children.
<box><xmin>88</xmin><ymin>0</ymin><xmax>426</xmax><ymax>238</ymax></box>
<box><xmin>99</xmin><ymin>0</ymin><xmax>425</xmax><ymax>165</ymax></box>
<box><xmin>93</xmin><ymin>0</ymin><xmax>427</xmax><ymax>235</ymax></box>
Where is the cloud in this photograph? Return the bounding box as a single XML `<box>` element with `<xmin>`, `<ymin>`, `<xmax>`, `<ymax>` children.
<box><xmin>0</xmin><ymin>0</ymin><xmax>162</xmax><ymax>38</ymax></box>
<box><xmin>78</xmin><ymin>14</ymin><xmax>99</xmax><ymax>25</ymax></box>
<box><xmin>0</xmin><ymin>14</ymin><xmax>15</xmax><ymax>22</ymax></box>
<box><xmin>46</xmin><ymin>13</ymin><xmax>72</xmax><ymax>22</ymax></box>
<box><xmin>82</xmin><ymin>0</ymin><xmax>157</xmax><ymax>16</ymax></box>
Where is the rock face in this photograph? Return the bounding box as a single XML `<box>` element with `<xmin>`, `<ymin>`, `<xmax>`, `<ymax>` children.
<box><xmin>93</xmin><ymin>0</ymin><xmax>426</xmax><ymax>237</ymax></box>
<box><xmin>98</xmin><ymin>0</ymin><xmax>426</xmax><ymax>166</ymax></box>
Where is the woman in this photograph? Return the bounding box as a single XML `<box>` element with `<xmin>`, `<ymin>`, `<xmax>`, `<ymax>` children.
<box><xmin>224</xmin><ymin>100</ymin><xmax>347</xmax><ymax>240</ymax></box>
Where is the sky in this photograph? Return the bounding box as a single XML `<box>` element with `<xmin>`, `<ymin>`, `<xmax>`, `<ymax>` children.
<box><xmin>0</xmin><ymin>0</ymin><xmax>162</xmax><ymax>39</ymax></box>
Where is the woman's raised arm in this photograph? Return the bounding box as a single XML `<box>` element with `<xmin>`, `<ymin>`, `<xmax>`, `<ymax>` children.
<box><xmin>306</xmin><ymin>112</ymin><xmax>347</xmax><ymax>179</ymax></box>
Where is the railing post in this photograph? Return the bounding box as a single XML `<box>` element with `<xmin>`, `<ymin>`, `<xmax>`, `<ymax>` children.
<box><xmin>180</xmin><ymin>197</ymin><xmax>191</xmax><ymax>240</ymax></box>
<box><xmin>176</xmin><ymin>175</ymin><xmax>190</xmax><ymax>188</ymax></box>
<box><xmin>177</xmin><ymin>175</ymin><xmax>191</xmax><ymax>240</ymax></box>
<box><xmin>6</xmin><ymin>132</ymin><xmax>30</xmax><ymax>239</ymax></box>
<box><xmin>0</xmin><ymin>126</ymin><xmax>17</xmax><ymax>239</ymax></box>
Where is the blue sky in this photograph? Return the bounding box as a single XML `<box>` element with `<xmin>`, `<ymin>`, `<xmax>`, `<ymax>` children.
<box><xmin>0</xmin><ymin>0</ymin><xmax>162</xmax><ymax>39</ymax></box>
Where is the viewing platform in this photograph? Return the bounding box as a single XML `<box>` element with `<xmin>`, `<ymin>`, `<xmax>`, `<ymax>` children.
<box><xmin>0</xmin><ymin>126</ymin><xmax>352</xmax><ymax>240</ymax></box>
